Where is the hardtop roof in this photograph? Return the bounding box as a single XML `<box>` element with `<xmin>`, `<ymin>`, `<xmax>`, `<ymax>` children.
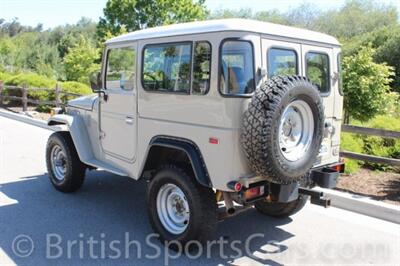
<box><xmin>106</xmin><ymin>18</ymin><xmax>340</xmax><ymax>46</ymax></box>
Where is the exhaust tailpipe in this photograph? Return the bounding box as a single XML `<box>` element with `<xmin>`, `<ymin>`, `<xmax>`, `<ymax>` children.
<box><xmin>222</xmin><ymin>192</ymin><xmax>235</xmax><ymax>214</ymax></box>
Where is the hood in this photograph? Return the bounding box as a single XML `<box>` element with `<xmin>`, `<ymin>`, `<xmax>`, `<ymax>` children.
<box><xmin>67</xmin><ymin>94</ymin><xmax>98</xmax><ymax>111</ymax></box>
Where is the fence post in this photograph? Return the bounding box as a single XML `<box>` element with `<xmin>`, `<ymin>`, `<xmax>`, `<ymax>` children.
<box><xmin>0</xmin><ymin>81</ymin><xmax>3</xmax><ymax>107</ymax></box>
<box><xmin>55</xmin><ymin>82</ymin><xmax>61</xmax><ymax>108</ymax></box>
<box><xmin>22</xmin><ymin>84</ymin><xmax>28</xmax><ymax>112</ymax></box>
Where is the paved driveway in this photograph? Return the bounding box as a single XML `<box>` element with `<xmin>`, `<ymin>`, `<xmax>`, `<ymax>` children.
<box><xmin>0</xmin><ymin>115</ymin><xmax>399</xmax><ymax>265</ymax></box>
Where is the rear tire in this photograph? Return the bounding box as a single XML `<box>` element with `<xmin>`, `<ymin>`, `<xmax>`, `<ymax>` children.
<box><xmin>147</xmin><ymin>165</ymin><xmax>217</xmax><ymax>249</ymax></box>
<box><xmin>46</xmin><ymin>131</ymin><xmax>86</xmax><ymax>193</ymax></box>
<box><xmin>254</xmin><ymin>195</ymin><xmax>308</xmax><ymax>218</ymax></box>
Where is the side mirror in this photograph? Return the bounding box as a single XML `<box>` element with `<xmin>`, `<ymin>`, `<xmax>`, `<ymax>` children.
<box><xmin>90</xmin><ymin>72</ymin><xmax>108</xmax><ymax>101</ymax></box>
<box><xmin>90</xmin><ymin>72</ymin><xmax>102</xmax><ymax>92</ymax></box>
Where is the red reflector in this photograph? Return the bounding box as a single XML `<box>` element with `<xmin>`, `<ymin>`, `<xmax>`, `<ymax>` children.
<box><xmin>209</xmin><ymin>137</ymin><xmax>219</xmax><ymax>144</ymax></box>
<box><xmin>234</xmin><ymin>182</ymin><xmax>242</xmax><ymax>192</ymax></box>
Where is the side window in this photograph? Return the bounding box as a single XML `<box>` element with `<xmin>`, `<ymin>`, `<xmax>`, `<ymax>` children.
<box><xmin>268</xmin><ymin>48</ymin><xmax>297</xmax><ymax>78</ymax></box>
<box><xmin>106</xmin><ymin>47</ymin><xmax>136</xmax><ymax>90</ymax></box>
<box><xmin>219</xmin><ymin>40</ymin><xmax>255</xmax><ymax>95</ymax></box>
<box><xmin>306</xmin><ymin>52</ymin><xmax>330</xmax><ymax>93</ymax></box>
<box><xmin>338</xmin><ymin>53</ymin><xmax>343</xmax><ymax>95</ymax></box>
<box><xmin>192</xmin><ymin>41</ymin><xmax>211</xmax><ymax>95</ymax></box>
<box><xmin>142</xmin><ymin>43</ymin><xmax>192</xmax><ymax>93</ymax></box>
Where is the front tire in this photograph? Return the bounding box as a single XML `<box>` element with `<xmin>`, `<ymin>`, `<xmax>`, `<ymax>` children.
<box><xmin>46</xmin><ymin>132</ymin><xmax>86</xmax><ymax>192</ymax></box>
<box><xmin>147</xmin><ymin>165</ymin><xmax>217</xmax><ymax>248</ymax></box>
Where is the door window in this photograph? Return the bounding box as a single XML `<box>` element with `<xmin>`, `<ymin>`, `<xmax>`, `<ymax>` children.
<box><xmin>306</xmin><ymin>52</ymin><xmax>330</xmax><ymax>93</ymax></box>
<box><xmin>106</xmin><ymin>47</ymin><xmax>136</xmax><ymax>90</ymax></box>
<box><xmin>268</xmin><ymin>48</ymin><xmax>298</xmax><ymax>78</ymax></box>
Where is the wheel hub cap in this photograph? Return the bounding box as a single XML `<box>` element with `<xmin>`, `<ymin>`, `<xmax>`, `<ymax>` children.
<box><xmin>279</xmin><ymin>100</ymin><xmax>314</xmax><ymax>161</ymax></box>
<box><xmin>156</xmin><ymin>183</ymin><xmax>189</xmax><ymax>235</ymax></box>
<box><xmin>51</xmin><ymin>145</ymin><xmax>67</xmax><ymax>181</ymax></box>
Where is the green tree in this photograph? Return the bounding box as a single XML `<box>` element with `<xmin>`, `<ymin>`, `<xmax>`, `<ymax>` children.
<box><xmin>63</xmin><ymin>36</ymin><xmax>100</xmax><ymax>84</ymax></box>
<box><xmin>97</xmin><ymin>0</ymin><xmax>207</xmax><ymax>40</ymax></box>
<box><xmin>313</xmin><ymin>0</ymin><xmax>397</xmax><ymax>40</ymax></box>
<box><xmin>342</xmin><ymin>46</ymin><xmax>394</xmax><ymax>122</ymax></box>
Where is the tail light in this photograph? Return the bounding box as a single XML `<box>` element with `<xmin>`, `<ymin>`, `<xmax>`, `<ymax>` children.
<box><xmin>244</xmin><ymin>186</ymin><xmax>265</xmax><ymax>200</ymax></box>
<box><xmin>330</xmin><ymin>162</ymin><xmax>345</xmax><ymax>173</ymax></box>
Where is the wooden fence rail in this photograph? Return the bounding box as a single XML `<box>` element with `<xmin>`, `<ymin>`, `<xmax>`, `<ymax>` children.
<box><xmin>340</xmin><ymin>124</ymin><xmax>400</xmax><ymax>167</ymax></box>
<box><xmin>0</xmin><ymin>82</ymin><xmax>83</xmax><ymax>111</ymax></box>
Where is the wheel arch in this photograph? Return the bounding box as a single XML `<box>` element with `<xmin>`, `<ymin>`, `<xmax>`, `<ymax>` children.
<box><xmin>47</xmin><ymin>114</ymin><xmax>94</xmax><ymax>164</ymax></box>
<box><xmin>140</xmin><ymin>136</ymin><xmax>212</xmax><ymax>188</ymax></box>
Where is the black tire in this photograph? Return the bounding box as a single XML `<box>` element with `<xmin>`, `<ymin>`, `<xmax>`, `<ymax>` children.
<box><xmin>254</xmin><ymin>194</ymin><xmax>308</xmax><ymax>218</ymax></box>
<box><xmin>147</xmin><ymin>165</ymin><xmax>217</xmax><ymax>249</ymax></box>
<box><xmin>46</xmin><ymin>131</ymin><xmax>86</xmax><ymax>192</ymax></box>
<box><xmin>241</xmin><ymin>75</ymin><xmax>324</xmax><ymax>184</ymax></box>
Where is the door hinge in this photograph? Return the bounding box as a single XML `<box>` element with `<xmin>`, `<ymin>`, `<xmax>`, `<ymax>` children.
<box><xmin>99</xmin><ymin>131</ymin><xmax>106</xmax><ymax>139</ymax></box>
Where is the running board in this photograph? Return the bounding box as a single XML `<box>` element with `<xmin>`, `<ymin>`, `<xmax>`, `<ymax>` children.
<box><xmin>85</xmin><ymin>159</ymin><xmax>128</xmax><ymax>176</ymax></box>
<box><xmin>299</xmin><ymin>187</ymin><xmax>331</xmax><ymax>208</ymax></box>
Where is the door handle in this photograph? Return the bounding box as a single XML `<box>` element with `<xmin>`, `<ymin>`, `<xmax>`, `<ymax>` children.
<box><xmin>125</xmin><ymin>116</ymin><xmax>134</xmax><ymax>125</ymax></box>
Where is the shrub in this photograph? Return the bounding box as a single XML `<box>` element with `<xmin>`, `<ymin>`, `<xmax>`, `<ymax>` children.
<box><xmin>340</xmin><ymin>132</ymin><xmax>364</xmax><ymax>174</ymax></box>
<box><xmin>342</xmin><ymin>46</ymin><xmax>394</xmax><ymax>122</ymax></box>
<box><xmin>0</xmin><ymin>71</ymin><xmax>12</xmax><ymax>82</ymax></box>
<box><xmin>4</xmin><ymin>72</ymin><xmax>56</xmax><ymax>101</ymax></box>
<box><xmin>60</xmin><ymin>81</ymin><xmax>92</xmax><ymax>101</ymax></box>
<box><xmin>360</xmin><ymin>115</ymin><xmax>400</xmax><ymax>171</ymax></box>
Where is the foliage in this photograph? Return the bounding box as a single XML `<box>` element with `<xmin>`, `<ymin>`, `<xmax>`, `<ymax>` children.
<box><xmin>4</xmin><ymin>72</ymin><xmax>56</xmax><ymax>100</ymax></box>
<box><xmin>97</xmin><ymin>0</ymin><xmax>208</xmax><ymax>40</ymax></box>
<box><xmin>357</xmin><ymin>115</ymin><xmax>400</xmax><ymax>171</ymax></box>
<box><xmin>0</xmin><ymin>71</ymin><xmax>12</xmax><ymax>82</ymax></box>
<box><xmin>63</xmin><ymin>36</ymin><xmax>100</xmax><ymax>84</ymax></box>
<box><xmin>342</xmin><ymin>46</ymin><xmax>394</xmax><ymax>122</ymax></box>
<box><xmin>340</xmin><ymin>133</ymin><xmax>363</xmax><ymax>174</ymax></box>
<box><xmin>60</xmin><ymin>81</ymin><xmax>92</xmax><ymax>101</ymax></box>
<box><xmin>342</xmin><ymin>25</ymin><xmax>400</xmax><ymax>93</ymax></box>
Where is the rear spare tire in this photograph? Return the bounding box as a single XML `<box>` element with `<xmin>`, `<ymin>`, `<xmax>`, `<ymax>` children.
<box><xmin>241</xmin><ymin>75</ymin><xmax>324</xmax><ymax>184</ymax></box>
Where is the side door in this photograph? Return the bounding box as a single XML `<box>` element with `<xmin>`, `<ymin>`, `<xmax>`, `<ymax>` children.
<box><xmin>261</xmin><ymin>38</ymin><xmax>301</xmax><ymax>81</ymax></box>
<box><xmin>100</xmin><ymin>43</ymin><xmax>137</xmax><ymax>164</ymax></box>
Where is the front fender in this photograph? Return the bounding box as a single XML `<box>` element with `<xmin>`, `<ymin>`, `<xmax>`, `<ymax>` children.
<box><xmin>47</xmin><ymin>114</ymin><xmax>93</xmax><ymax>163</ymax></box>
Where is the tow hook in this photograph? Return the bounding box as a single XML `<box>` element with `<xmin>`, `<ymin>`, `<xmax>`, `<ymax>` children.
<box><xmin>299</xmin><ymin>187</ymin><xmax>331</xmax><ymax>208</ymax></box>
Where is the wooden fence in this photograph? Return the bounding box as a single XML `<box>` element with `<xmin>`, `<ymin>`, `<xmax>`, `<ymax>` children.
<box><xmin>0</xmin><ymin>81</ymin><xmax>83</xmax><ymax>111</ymax></box>
<box><xmin>341</xmin><ymin>124</ymin><xmax>400</xmax><ymax>167</ymax></box>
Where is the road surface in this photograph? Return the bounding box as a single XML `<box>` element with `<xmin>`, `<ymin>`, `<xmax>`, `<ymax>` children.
<box><xmin>0</xmin><ymin>115</ymin><xmax>399</xmax><ymax>265</ymax></box>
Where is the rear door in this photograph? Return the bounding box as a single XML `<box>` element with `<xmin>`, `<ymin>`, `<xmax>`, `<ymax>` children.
<box><xmin>99</xmin><ymin>43</ymin><xmax>137</xmax><ymax>164</ymax></box>
<box><xmin>301</xmin><ymin>45</ymin><xmax>335</xmax><ymax>118</ymax></box>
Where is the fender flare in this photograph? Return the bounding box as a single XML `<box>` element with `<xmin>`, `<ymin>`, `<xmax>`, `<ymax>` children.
<box><xmin>47</xmin><ymin>114</ymin><xmax>94</xmax><ymax>163</ymax></box>
<box><xmin>142</xmin><ymin>136</ymin><xmax>212</xmax><ymax>187</ymax></box>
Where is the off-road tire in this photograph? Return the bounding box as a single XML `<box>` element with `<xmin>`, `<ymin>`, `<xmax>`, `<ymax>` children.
<box><xmin>241</xmin><ymin>75</ymin><xmax>324</xmax><ymax>184</ymax></box>
<box><xmin>46</xmin><ymin>131</ymin><xmax>86</xmax><ymax>192</ymax></box>
<box><xmin>147</xmin><ymin>165</ymin><xmax>217</xmax><ymax>249</ymax></box>
<box><xmin>254</xmin><ymin>194</ymin><xmax>308</xmax><ymax>218</ymax></box>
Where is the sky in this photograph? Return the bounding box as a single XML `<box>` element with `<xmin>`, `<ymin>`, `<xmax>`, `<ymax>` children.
<box><xmin>0</xmin><ymin>0</ymin><xmax>399</xmax><ymax>29</ymax></box>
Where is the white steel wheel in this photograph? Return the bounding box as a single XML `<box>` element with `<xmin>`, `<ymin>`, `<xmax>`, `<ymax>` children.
<box><xmin>50</xmin><ymin>144</ymin><xmax>67</xmax><ymax>181</ymax></box>
<box><xmin>156</xmin><ymin>183</ymin><xmax>190</xmax><ymax>235</ymax></box>
<box><xmin>278</xmin><ymin>100</ymin><xmax>314</xmax><ymax>162</ymax></box>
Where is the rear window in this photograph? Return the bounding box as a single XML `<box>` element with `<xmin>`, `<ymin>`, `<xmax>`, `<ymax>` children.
<box><xmin>268</xmin><ymin>48</ymin><xmax>298</xmax><ymax>78</ymax></box>
<box><xmin>306</xmin><ymin>52</ymin><xmax>330</xmax><ymax>94</ymax></box>
<box><xmin>219</xmin><ymin>40</ymin><xmax>255</xmax><ymax>96</ymax></box>
<box><xmin>142</xmin><ymin>42</ymin><xmax>192</xmax><ymax>93</ymax></box>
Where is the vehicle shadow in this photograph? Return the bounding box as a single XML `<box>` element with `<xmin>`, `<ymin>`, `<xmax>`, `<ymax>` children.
<box><xmin>0</xmin><ymin>170</ymin><xmax>295</xmax><ymax>265</ymax></box>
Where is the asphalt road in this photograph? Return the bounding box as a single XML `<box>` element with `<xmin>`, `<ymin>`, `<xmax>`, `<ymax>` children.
<box><xmin>0</xmin><ymin>115</ymin><xmax>399</xmax><ymax>265</ymax></box>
